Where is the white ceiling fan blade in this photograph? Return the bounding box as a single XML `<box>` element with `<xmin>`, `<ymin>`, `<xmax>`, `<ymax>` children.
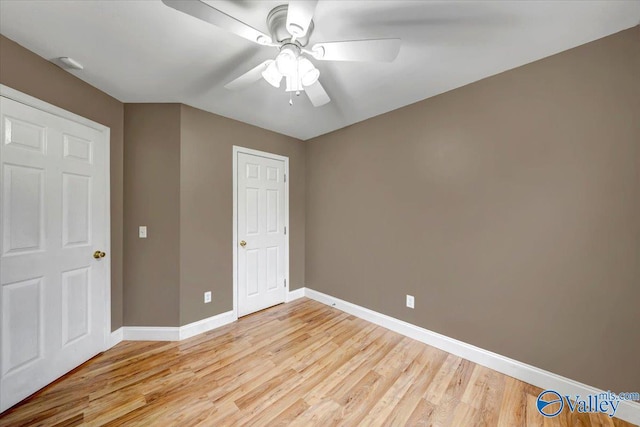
<box><xmin>162</xmin><ymin>0</ymin><xmax>272</xmax><ymax>45</ymax></box>
<box><xmin>224</xmin><ymin>60</ymin><xmax>271</xmax><ymax>90</ymax></box>
<box><xmin>311</xmin><ymin>39</ymin><xmax>401</xmax><ymax>62</ymax></box>
<box><xmin>286</xmin><ymin>0</ymin><xmax>318</xmax><ymax>38</ymax></box>
<box><xmin>305</xmin><ymin>80</ymin><xmax>330</xmax><ymax>107</ymax></box>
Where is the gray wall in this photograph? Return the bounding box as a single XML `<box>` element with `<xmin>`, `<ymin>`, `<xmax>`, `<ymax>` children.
<box><xmin>121</xmin><ymin>104</ymin><xmax>305</xmax><ymax>327</ymax></box>
<box><xmin>0</xmin><ymin>35</ymin><xmax>125</xmax><ymax>331</ymax></box>
<box><xmin>179</xmin><ymin>105</ymin><xmax>305</xmax><ymax>325</ymax></box>
<box><xmin>305</xmin><ymin>26</ymin><xmax>640</xmax><ymax>392</ymax></box>
<box><xmin>123</xmin><ymin>104</ymin><xmax>181</xmax><ymax>326</ymax></box>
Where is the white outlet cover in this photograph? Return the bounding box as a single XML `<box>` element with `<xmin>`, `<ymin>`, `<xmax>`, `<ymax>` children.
<box><xmin>406</xmin><ymin>295</ymin><xmax>415</xmax><ymax>309</ymax></box>
<box><xmin>204</xmin><ymin>291</ymin><xmax>212</xmax><ymax>303</ymax></box>
<box><xmin>139</xmin><ymin>226</ymin><xmax>147</xmax><ymax>238</ymax></box>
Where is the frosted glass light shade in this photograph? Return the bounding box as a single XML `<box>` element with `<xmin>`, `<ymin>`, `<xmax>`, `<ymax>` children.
<box><xmin>262</xmin><ymin>60</ymin><xmax>283</xmax><ymax>88</ymax></box>
<box><xmin>276</xmin><ymin>46</ymin><xmax>298</xmax><ymax>76</ymax></box>
<box><xmin>298</xmin><ymin>57</ymin><xmax>319</xmax><ymax>87</ymax></box>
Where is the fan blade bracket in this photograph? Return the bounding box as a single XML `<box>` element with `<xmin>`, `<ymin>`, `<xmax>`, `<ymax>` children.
<box><xmin>309</xmin><ymin>45</ymin><xmax>325</xmax><ymax>60</ymax></box>
<box><xmin>256</xmin><ymin>35</ymin><xmax>272</xmax><ymax>45</ymax></box>
<box><xmin>310</xmin><ymin>39</ymin><xmax>401</xmax><ymax>62</ymax></box>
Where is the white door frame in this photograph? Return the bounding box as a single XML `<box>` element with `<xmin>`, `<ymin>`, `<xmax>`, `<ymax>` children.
<box><xmin>0</xmin><ymin>84</ymin><xmax>112</xmax><ymax>351</ymax></box>
<box><xmin>232</xmin><ymin>146</ymin><xmax>289</xmax><ymax>319</ymax></box>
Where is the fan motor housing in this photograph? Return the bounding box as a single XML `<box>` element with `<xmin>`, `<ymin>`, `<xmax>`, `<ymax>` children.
<box><xmin>267</xmin><ymin>4</ymin><xmax>314</xmax><ymax>46</ymax></box>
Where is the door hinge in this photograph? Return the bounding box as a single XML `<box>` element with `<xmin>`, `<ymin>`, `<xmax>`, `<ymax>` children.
<box><xmin>284</xmin><ymin>226</ymin><xmax>287</xmax><ymax>235</ymax></box>
<box><xmin>284</xmin><ymin>174</ymin><xmax>287</xmax><ymax>182</ymax></box>
<box><xmin>284</xmin><ymin>278</ymin><xmax>287</xmax><ymax>288</ymax></box>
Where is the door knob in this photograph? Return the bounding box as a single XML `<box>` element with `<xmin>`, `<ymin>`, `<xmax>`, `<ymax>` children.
<box><xmin>240</xmin><ymin>240</ymin><xmax>247</xmax><ymax>248</ymax></box>
<box><xmin>93</xmin><ymin>250</ymin><xmax>106</xmax><ymax>259</ymax></box>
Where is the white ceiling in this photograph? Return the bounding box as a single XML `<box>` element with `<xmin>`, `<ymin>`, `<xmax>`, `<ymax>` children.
<box><xmin>1</xmin><ymin>1</ymin><xmax>639</xmax><ymax>140</ymax></box>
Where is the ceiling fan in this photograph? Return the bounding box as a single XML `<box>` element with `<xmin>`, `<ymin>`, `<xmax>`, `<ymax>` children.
<box><xmin>161</xmin><ymin>0</ymin><xmax>401</xmax><ymax>107</ymax></box>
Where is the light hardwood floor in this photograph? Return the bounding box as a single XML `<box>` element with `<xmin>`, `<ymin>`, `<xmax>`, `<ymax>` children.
<box><xmin>0</xmin><ymin>298</ymin><xmax>635</xmax><ymax>426</ymax></box>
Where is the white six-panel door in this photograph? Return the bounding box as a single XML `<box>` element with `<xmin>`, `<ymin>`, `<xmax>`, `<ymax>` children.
<box><xmin>236</xmin><ymin>150</ymin><xmax>287</xmax><ymax>317</ymax></box>
<box><xmin>0</xmin><ymin>95</ymin><xmax>109</xmax><ymax>412</ymax></box>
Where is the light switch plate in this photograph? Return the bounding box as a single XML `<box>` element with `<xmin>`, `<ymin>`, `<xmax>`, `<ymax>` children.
<box><xmin>204</xmin><ymin>291</ymin><xmax>212</xmax><ymax>303</ymax></box>
<box><xmin>139</xmin><ymin>226</ymin><xmax>147</xmax><ymax>238</ymax></box>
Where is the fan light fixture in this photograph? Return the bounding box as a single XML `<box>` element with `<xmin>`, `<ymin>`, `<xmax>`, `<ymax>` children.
<box><xmin>298</xmin><ymin>57</ymin><xmax>319</xmax><ymax>87</ymax></box>
<box><xmin>263</xmin><ymin>50</ymin><xmax>319</xmax><ymax>92</ymax></box>
<box><xmin>262</xmin><ymin>60</ymin><xmax>283</xmax><ymax>88</ymax></box>
<box><xmin>275</xmin><ymin>45</ymin><xmax>298</xmax><ymax>76</ymax></box>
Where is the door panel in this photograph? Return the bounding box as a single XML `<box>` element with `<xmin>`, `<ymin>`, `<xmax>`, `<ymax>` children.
<box><xmin>61</xmin><ymin>267</ymin><xmax>90</xmax><ymax>346</ymax></box>
<box><xmin>237</xmin><ymin>151</ymin><xmax>287</xmax><ymax>317</ymax></box>
<box><xmin>63</xmin><ymin>134</ymin><xmax>92</xmax><ymax>163</ymax></box>
<box><xmin>266</xmin><ymin>246</ymin><xmax>278</xmax><ymax>291</ymax></box>
<box><xmin>62</xmin><ymin>173</ymin><xmax>92</xmax><ymax>247</ymax></box>
<box><xmin>246</xmin><ymin>249</ymin><xmax>260</xmax><ymax>296</ymax></box>
<box><xmin>266</xmin><ymin>189</ymin><xmax>278</xmax><ymax>233</ymax></box>
<box><xmin>2</xmin><ymin>277</ymin><xmax>43</xmax><ymax>374</ymax></box>
<box><xmin>246</xmin><ymin>188</ymin><xmax>259</xmax><ymax>234</ymax></box>
<box><xmin>3</xmin><ymin>115</ymin><xmax>46</xmax><ymax>153</ymax></box>
<box><xmin>3</xmin><ymin>164</ymin><xmax>44</xmax><ymax>254</ymax></box>
<box><xmin>0</xmin><ymin>96</ymin><xmax>108</xmax><ymax>413</ymax></box>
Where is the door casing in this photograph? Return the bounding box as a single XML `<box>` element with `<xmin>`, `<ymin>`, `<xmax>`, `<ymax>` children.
<box><xmin>232</xmin><ymin>146</ymin><xmax>290</xmax><ymax>319</ymax></box>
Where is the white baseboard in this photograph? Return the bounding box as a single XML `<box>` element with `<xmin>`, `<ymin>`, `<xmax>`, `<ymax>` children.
<box><xmin>286</xmin><ymin>287</ymin><xmax>305</xmax><ymax>302</ymax></box>
<box><xmin>121</xmin><ymin>310</ymin><xmax>236</xmax><ymax>342</ymax></box>
<box><xmin>123</xmin><ymin>326</ymin><xmax>180</xmax><ymax>341</ymax></box>
<box><xmin>108</xmin><ymin>327</ymin><xmax>123</xmax><ymax>348</ymax></box>
<box><xmin>179</xmin><ymin>310</ymin><xmax>236</xmax><ymax>340</ymax></box>
<box><xmin>304</xmin><ymin>288</ymin><xmax>640</xmax><ymax>425</ymax></box>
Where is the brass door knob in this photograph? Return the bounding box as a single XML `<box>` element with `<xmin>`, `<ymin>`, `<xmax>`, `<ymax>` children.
<box><xmin>93</xmin><ymin>250</ymin><xmax>106</xmax><ymax>259</ymax></box>
<box><xmin>240</xmin><ymin>240</ymin><xmax>247</xmax><ymax>248</ymax></box>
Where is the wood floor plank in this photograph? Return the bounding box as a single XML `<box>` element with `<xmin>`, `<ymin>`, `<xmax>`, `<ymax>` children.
<box><xmin>239</xmin><ymin>326</ymin><xmax>380</xmax><ymax>425</ymax></box>
<box><xmin>497</xmin><ymin>376</ymin><xmax>528</xmax><ymax>427</ymax></box>
<box><xmin>449</xmin><ymin>401</ymin><xmax>482</xmax><ymax>426</ymax></box>
<box><xmin>0</xmin><ymin>298</ymin><xmax>634</xmax><ymax>427</ymax></box>
<box><xmin>287</xmin><ymin>400</ymin><xmax>344</xmax><ymax>427</ymax></box>
<box><xmin>322</xmin><ymin>330</ymin><xmax>404</xmax><ymax>406</ymax></box>
<box><xmin>462</xmin><ymin>364</ymin><xmax>494</xmax><ymax>408</ymax></box>
<box><xmin>590</xmin><ymin>412</ymin><xmax>619</xmax><ymax>427</ymax></box>
<box><xmin>337</xmin><ymin>338</ymin><xmax>427</xmax><ymax>426</ymax></box>
<box><xmin>263</xmin><ymin>398</ymin><xmax>310</xmax><ymax>427</ymax></box>
<box><xmin>430</xmin><ymin>357</ymin><xmax>475</xmax><ymax>426</ymax></box>
<box><xmin>379</xmin><ymin>345</ymin><xmax>450</xmax><ymax>426</ymax></box>
<box><xmin>526</xmin><ymin>393</ymin><xmax>546</xmax><ymax>427</ymax></box>
<box><xmin>424</xmin><ymin>353</ymin><xmax>465</xmax><ymax>405</ymax></box>
<box><xmin>301</xmin><ymin>325</ymin><xmax>389</xmax><ymax>405</ymax></box>
<box><xmin>360</xmin><ymin>345</ymin><xmax>433</xmax><ymax>426</ymax></box>
<box><xmin>476</xmin><ymin>366</ymin><xmax>507</xmax><ymax>426</ymax></box>
<box><xmin>406</xmin><ymin>397</ymin><xmax>437</xmax><ymax>426</ymax></box>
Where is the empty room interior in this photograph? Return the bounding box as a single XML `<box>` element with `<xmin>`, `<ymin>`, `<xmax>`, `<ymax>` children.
<box><xmin>0</xmin><ymin>0</ymin><xmax>639</xmax><ymax>425</ymax></box>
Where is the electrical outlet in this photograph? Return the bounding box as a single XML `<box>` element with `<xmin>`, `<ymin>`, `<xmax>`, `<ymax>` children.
<box><xmin>139</xmin><ymin>226</ymin><xmax>147</xmax><ymax>238</ymax></box>
<box><xmin>406</xmin><ymin>295</ymin><xmax>415</xmax><ymax>309</ymax></box>
<box><xmin>204</xmin><ymin>291</ymin><xmax>212</xmax><ymax>303</ymax></box>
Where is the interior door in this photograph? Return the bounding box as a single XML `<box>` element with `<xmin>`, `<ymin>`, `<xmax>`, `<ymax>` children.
<box><xmin>237</xmin><ymin>151</ymin><xmax>287</xmax><ymax>317</ymax></box>
<box><xmin>0</xmin><ymin>96</ymin><xmax>108</xmax><ymax>412</ymax></box>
